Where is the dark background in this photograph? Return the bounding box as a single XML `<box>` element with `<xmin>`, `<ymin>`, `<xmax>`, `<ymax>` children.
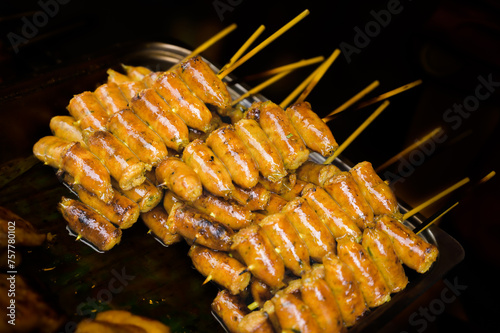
<box><xmin>1</xmin><ymin>0</ymin><xmax>499</xmax><ymax>332</ymax></box>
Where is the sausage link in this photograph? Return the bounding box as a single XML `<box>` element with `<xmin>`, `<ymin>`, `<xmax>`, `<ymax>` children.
<box><xmin>58</xmin><ymin>197</ymin><xmax>122</xmax><ymax>251</ymax></box>
<box><xmin>107</xmin><ymin>68</ymin><xmax>131</xmax><ymax>85</ymax></box>
<box><xmin>296</xmin><ymin>161</ymin><xmax>340</xmax><ymax>187</ymax></box>
<box><xmin>67</xmin><ymin>91</ymin><xmax>109</xmax><ymax>131</ymax></box>
<box><xmin>118</xmin><ymin>178</ymin><xmax>163</xmax><ymax>213</ymax></box>
<box><xmin>206</xmin><ymin>125</ymin><xmax>259</xmax><ymax>189</ymax></box>
<box><xmin>285</xmin><ymin>102</ymin><xmax>338</xmax><ymax>157</ymax></box>
<box><xmin>231</xmin><ymin>183</ymin><xmax>271</xmax><ymax>211</ymax></box>
<box><xmin>337</xmin><ymin>236</ymin><xmax>391</xmax><ymax>308</ymax></box>
<box><xmin>259</xmin><ymin>213</ymin><xmax>311</xmax><ymax>277</ymax></box>
<box><xmin>155</xmin><ymin>157</ymin><xmax>202</xmax><ymax>202</ymax></box>
<box><xmin>162</xmin><ymin>190</ymin><xmax>183</xmax><ymax>214</ymax></box>
<box><xmin>237</xmin><ymin>310</ymin><xmax>275</xmax><ymax>333</ymax></box>
<box><xmin>94</xmin><ymin>310</ymin><xmax>170</xmax><ymax>333</ymax></box>
<box><xmin>231</xmin><ymin>225</ymin><xmax>285</xmax><ymax>289</ymax></box>
<box><xmin>272</xmin><ymin>291</ymin><xmax>322</xmax><ymax>333</ymax></box>
<box><xmin>33</xmin><ymin>135</ymin><xmax>73</xmax><ymax>169</ymax></box>
<box><xmin>211</xmin><ymin>290</ymin><xmax>249</xmax><ymax>333</ymax></box>
<box><xmin>250</xmin><ymin>278</ymin><xmax>273</xmax><ymax>308</ymax></box>
<box><xmin>182</xmin><ymin>139</ymin><xmax>235</xmax><ymax>199</ymax></box>
<box><xmin>123</xmin><ymin>64</ymin><xmax>152</xmax><ymax>82</ymax></box>
<box><xmin>234</xmin><ymin>118</ymin><xmax>287</xmax><ymax>182</ymax></box>
<box><xmin>119</xmin><ymin>81</ymin><xmax>147</xmax><ymax>102</ymax></box>
<box><xmin>130</xmin><ymin>88</ymin><xmax>189</xmax><ymax>151</ymax></box>
<box><xmin>263</xmin><ymin>193</ymin><xmax>288</xmax><ymax>215</ymax></box>
<box><xmin>362</xmin><ymin>227</ymin><xmax>408</xmax><ymax>293</ymax></box>
<box><xmin>49</xmin><ymin>115</ymin><xmax>85</xmax><ymax>145</ymax></box>
<box><xmin>94</xmin><ymin>82</ymin><xmax>129</xmax><ymax>114</ymax></box>
<box><xmin>375</xmin><ymin>215</ymin><xmax>439</xmax><ymax>273</ymax></box>
<box><xmin>141</xmin><ymin>205</ymin><xmax>182</xmax><ymax>246</ymax></box>
<box><xmin>280</xmin><ymin>179</ymin><xmax>308</xmax><ymax>201</ymax></box>
<box><xmin>188</xmin><ymin>244</ymin><xmax>251</xmax><ymax>295</ymax></box>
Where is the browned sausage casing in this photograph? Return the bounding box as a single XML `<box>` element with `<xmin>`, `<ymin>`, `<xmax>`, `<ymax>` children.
<box><xmin>168</xmin><ymin>203</ymin><xmax>233</xmax><ymax>251</ymax></box>
<box><xmin>322</xmin><ymin>252</ymin><xmax>367</xmax><ymax>327</ymax></box>
<box><xmin>188</xmin><ymin>244</ymin><xmax>251</xmax><ymax>295</ymax></box>
<box><xmin>350</xmin><ymin>161</ymin><xmax>400</xmax><ymax>217</ymax></box>
<box><xmin>323</xmin><ymin>171</ymin><xmax>374</xmax><ymax>229</ymax></box>
<box><xmin>362</xmin><ymin>227</ymin><xmax>408</xmax><ymax>293</ymax></box>
<box><xmin>250</xmin><ymin>278</ymin><xmax>273</xmax><ymax>308</ymax></box>
<box><xmin>130</xmin><ymin>88</ymin><xmax>189</xmax><ymax>151</ymax></box>
<box><xmin>263</xmin><ymin>193</ymin><xmax>288</xmax><ymax>215</ymax></box>
<box><xmin>67</xmin><ymin>91</ymin><xmax>109</xmax><ymax>131</ymax></box>
<box><xmin>176</xmin><ymin>55</ymin><xmax>232</xmax><ymax>110</ymax></box>
<box><xmin>119</xmin><ymin>81</ymin><xmax>147</xmax><ymax>102</ymax></box>
<box><xmin>282</xmin><ymin>197</ymin><xmax>336</xmax><ymax>262</ymax></box>
<box><xmin>296</xmin><ymin>161</ymin><xmax>340</xmax><ymax>187</ymax></box>
<box><xmin>211</xmin><ymin>290</ymin><xmax>249</xmax><ymax>333</ymax></box>
<box><xmin>49</xmin><ymin>115</ymin><xmax>85</xmax><ymax>145</ymax></box>
<box><xmin>231</xmin><ymin>183</ymin><xmax>271</xmax><ymax>211</ymax></box>
<box><xmin>231</xmin><ymin>225</ymin><xmax>285</xmax><ymax>289</ymax></box>
<box><xmin>154</xmin><ymin>71</ymin><xmax>213</xmax><ymax>132</ymax></box>
<box><xmin>85</xmin><ymin>130</ymin><xmax>147</xmax><ymax>191</ymax></box>
<box><xmin>182</xmin><ymin>139</ymin><xmax>235</xmax><ymax>199</ymax></box>
<box><xmin>118</xmin><ymin>178</ymin><xmax>163</xmax><ymax>213</ymax></box>
<box><xmin>375</xmin><ymin>215</ymin><xmax>439</xmax><ymax>273</ymax></box>
<box><xmin>108</xmin><ymin>109</ymin><xmax>168</xmax><ymax>168</ymax></box>
<box><xmin>33</xmin><ymin>135</ymin><xmax>73</xmax><ymax>169</ymax></box>
<box><xmin>286</xmin><ymin>101</ymin><xmax>338</xmax><ymax>157</ymax></box>
<box><xmin>123</xmin><ymin>64</ymin><xmax>152</xmax><ymax>82</ymax></box>
<box><xmin>337</xmin><ymin>236</ymin><xmax>391</xmax><ymax>308</ymax></box>
<box><xmin>272</xmin><ymin>291</ymin><xmax>322</xmax><ymax>333</ymax></box>
<box><xmin>237</xmin><ymin>310</ymin><xmax>275</xmax><ymax>333</ymax></box>
<box><xmin>302</xmin><ymin>183</ymin><xmax>362</xmax><ymax>242</ymax></box>
<box><xmin>155</xmin><ymin>157</ymin><xmax>202</xmax><ymax>202</ymax></box>
<box><xmin>58</xmin><ymin>197</ymin><xmax>122</xmax><ymax>251</ymax></box>
<box><xmin>258</xmin><ymin>101</ymin><xmax>309</xmax><ymax>171</ymax></box>
<box><xmin>259</xmin><ymin>213</ymin><xmax>311</xmax><ymax>276</ymax></box>
<box><xmin>206</xmin><ymin>125</ymin><xmax>259</xmax><ymax>189</ymax></box>
<box><xmin>107</xmin><ymin>68</ymin><xmax>131</xmax><ymax>85</ymax></box>
<box><xmin>234</xmin><ymin>118</ymin><xmax>287</xmax><ymax>182</ymax></box>
<box><xmin>94</xmin><ymin>82</ymin><xmax>129</xmax><ymax>114</ymax></box>
<box><xmin>140</xmin><ymin>205</ymin><xmax>182</xmax><ymax>246</ymax></box>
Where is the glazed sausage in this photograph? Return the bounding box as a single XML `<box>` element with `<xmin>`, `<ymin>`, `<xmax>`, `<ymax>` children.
<box><xmin>281</xmin><ymin>197</ymin><xmax>336</xmax><ymax>262</ymax></box>
<box><xmin>67</xmin><ymin>91</ymin><xmax>109</xmax><ymax>131</ymax></box>
<box><xmin>84</xmin><ymin>130</ymin><xmax>147</xmax><ymax>191</ymax></box>
<box><xmin>33</xmin><ymin>135</ymin><xmax>73</xmax><ymax>169</ymax></box>
<box><xmin>257</xmin><ymin>101</ymin><xmax>309</xmax><ymax>171</ymax></box>
<box><xmin>375</xmin><ymin>214</ymin><xmax>439</xmax><ymax>273</ymax></box>
<box><xmin>350</xmin><ymin>161</ymin><xmax>400</xmax><ymax>217</ymax></box>
<box><xmin>119</xmin><ymin>81</ymin><xmax>147</xmax><ymax>102</ymax></box>
<box><xmin>234</xmin><ymin>118</ymin><xmax>287</xmax><ymax>182</ymax></box>
<box><xmin>75</xmin><ymin>319</ymin><xmax>146</xmax><ymax>333</ymax></box>
<box><xmin>296</xmin><ymin>161</ymin><xmax>340</xmax><ymax>187</ymax></box>
<box><xmin>188</xmin><ymin>244</ymin><xmax>251</xmax><ymax>295</ymax></box>
<box><xmin>322</xmin><ymin>252</ymin><xmax>367</xmax><ymax>327</ymax></box>
<box><xmin>206</xmin><ymin>125</ymin><xmax>259</xmax><ymax>189</ymax></box>
<box><xmin>117</xmin><ymin>178</ymin><xmax>163</xmax><ymax>213</ymax></box>
<box><xmin>259</xmin><ymin>212</ymin><xmax>311</xmax><ymax>277</ymax></box>
<box><xmin>250</xmin><ymin>278</ymin><xmax>273</xmax><ymax>308</ymax></box>
<box><xmin>130</xmin><ymin>88</ymin><xmax>189</xmax><ymax>151</ymax></box>
<box><xmin>176</xmin><ymin>55</ymin><xmax>232</xmax><ymax>110</ymax></box>
<box><xmin>58</xmin><ymin>197</ymin><xmax>122</xmax><ymax>251</ymax></box>
<box><xmin>155</xmin><ymin>157</ymin><xmax>203</xmax><ymax>202</ymax></box>
<box><xmin>94</xmin><ymin>82</ymin><xmax>129</xmax><ymax>114</ymax></box>
<box><xmin>94</xmin><ymin>310</ymin><xmax>170</xmax><ymax>333</ymax></box>
<box><xmin>302</xmin><ymin>183</ymin><xmax>362</xmax><ymax>242</ymax></box>
<box><xmin>182</xmin><ymin>139</ymin><xmax>235</xmax><ymax>199</ymax></box>
<box><xmin>107</xmin><ymin>68</ymin><xmax>131</xmax><ymax>85</ymax></box>
<box><xmin>154</xmin><ymin>71</ymin><xmax>213</xmax><ymax>132</ymax></box>
<box><xmin>323</xmin><ymin>171</ymin><xmax>374</xmax><ymax>229</ymax></box>
<box><xmin>168</xmin><ymin>202</ymin><xmax>234</xmax><ymax>251</ymax></box>
<box><xmin>263</xmin><ymin>193</ymin><xmax>288</xmax><ymax>215</ymax></box>
<box><xmin>337</xmin><ymin>236</ymin><xmax>391</xmax><ymax>308</ymax></box>
<box><xmin>162</xmin><ymin>190</ymin><xmax>183</xmax><ymax>214</ymax></box>
<box><xmin>361</xmin><ymin>227</ymin><xmax>408</xmax><ymax>293</ymax></box>
<box><xmin>285</xmin><ymin>101</ymin><xmax>338</xmax><ymax>157</ymax></box>
<box><xmin>140</xmin><ymin>205</ymin><xmax>182</xmax><ymax>246</ymax></box>
<box><xmin>211</xmin><ymin>290</ymin><xmax>249</xmax><ymax>333</ymax></box>
<box><xmin>231</xmin><ymin>225</ymin><xmax>285</xmax><ymax>289</ymax></box>
<box><xmin>231</xmin><ymin>183</ymin><xmax>271</xmax><ymax>211</ymax></box>
<box><xmin>108</xmin><ymin>109</ymin><xmax>168</xmax><ymax>168</ymax></box>
<box><xmin>123</xmin><ymin>64</ymin><xmax>152</xmax><ymax>82</ymax></box>
<box><xmin>272</xmin><ymin>291</ymin><xmax>321</xmax><ymax>333</ymax></box>
<box><xmin>49</xmin><ymin>115</ymin><xmax>85</xmax><ymax>145</ymax></box>
<box><xmin>237</xmin><ymin>310</ymin><xmax>275</xmax><ymax>333</ymax></box>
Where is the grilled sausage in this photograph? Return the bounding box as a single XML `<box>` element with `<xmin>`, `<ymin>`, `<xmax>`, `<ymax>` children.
<box><xmin>206</xmin><ymin>125</ymin><xmax>259</xmax><ymax>189</ymax></box>
<box><xmin>272</xmin><ymin>291</ymin><xmax>321</xmax><ymax>333</ymax></box>
<box><xmin>155</xmin><ymin>157</ymin><xmax>203</xmax><ymax>202</ymax></box>
<box><xmin>188</xmin><ymin>244</ymin><xmax>251</xmax><ymax>295</ymax></box>
<box><xmin>231</xmin><ymin>183</ymin><xmax>271</xmax><ymax>211</ymax></box>
<box><xmin>67</xmin><ymin>91</ymin><xmax>109</xmax><ymax>131</ymax></box>
<box><xmin>75</xmin><ymin>320</ymin><xmax>146</xmax><ymax>333</ymax></box>
<box><xmin>58</xmin><ymin>197</ymin><xmax>122</xmax><ymax>251</ymax></box>
<box><xmin>375</xmin><ymin>214</ymin><xmax>439</xmax><ymax>273</ymax></box>
<box><xmin>296</xmin><ymin>161</ymin><xmax>341</xmax><ymax>187</ymax></box>
<box><xmin>259</xmin><ymin>213</ymin><xmax>311</xmax><ymax>276</ymax></box>
<box><xmin>123</xmin><ymin>64</ymin><xmax>152</xmax><ymax>82</ymax></box>
<box><xmin>119</xmin><ymin>81</ymin><xmax>147</xmax><ymax>102</ymax></box>
<box><xmin>263</xmin><ymin>193</ymin><xmax>288</xmax><ymax>215</ymax></box>
<box><xmin>231</xmin><ymin>225</ymin><xmax>286</xmax><ymax>289</ymax></box>
<box><xmin>130</xmin><ymin>88</ymin><xmax>189</xmax><ymax>151</ymax></box>
<box><xmin>141</xmin><ymin>205</ymin><xmax>182</xmax><ymax>246</ymax></box>
<box><xmin>118</xmin><ymin>178</ymin><xmax>163</xmax><ymax>213</ymax></box>
<box><xmin>94</xmin><ymin>82</ymin><xmax>129</xmax><ymax>114</ymax></box>
<box><xmin>49</xmin><ymin>115</ymin><xmax>85</xmax><ymax>145</ymax></box>
<box><xmin>286</xmin><ymin>101</ymin><xmax>338</xmax><ymax>157</ymax></box>
<box><xmin>250</xmin><ymin>278</ymin><xmax>273</xmax><ymax>309</ymax></box>
<box><xmin>107</xmin><ymin>68</ymin><xmax>131</xmax><ymax>85</ymax></box>
<box><xmin>337</xmin><ymin>236</ymin><xmax>391</xmax><ymax>308</ymax></box>
<box><xmin>361</xmin><ymin>227</ymin><xmax>408</xmax><ymax>293</ymax></box>
<box><xmin>237</xmin><ymin>310</ymin><xmax>275</xmax><ymax>333</ymax></box>
<box><xmin>94</xmin><ymin>310</ymin><xmax>170</xmax><ymax>333</ymax></box>
<box><xmin>211</xmin><ymin>290</ymin><xmax>249</xmax><ymax>333</ymax></box>
<box><xmin>33</xmin><ymin>135</ymin><xmax>73</xmax><ymax>169</ymax></box>
<box><xmin>323</xmin><ymin>171</ymin><xmax>374</xmax><ymax>229</ymax></box>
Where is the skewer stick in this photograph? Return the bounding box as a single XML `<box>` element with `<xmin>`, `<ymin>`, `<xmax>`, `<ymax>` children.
<box><xmin>248</xmin><ymin>302</ymin><xmax>259</xmax><ymax>311</ymax></box>
<box><xmin>186</xmin><ymin>23</ymin><xmax>238</xmax><ymax>60</ymax></box>
<box><xmin>295</xmin><ymin>48</ymin><xmax>341</xmax><ymax>103</ymax></box>
<box><xmin>414</xmin><ymin>202</ymin><xmax>459</xmax><ymax>235</ymax></box>
<box><xmin>322</xmin><ymin>80</ymin><xmax>380</xmax><ymax>122</ymax></box>
<box><xmin>279</xmin><ymin>63</ymin><xmax>321</xmax><ymax>109</ymax></box>
<box><xmin>402</xmin><ymin>177</ymin><xmax>470</xmax><ymax>220</ymax></box>
<box><xmin>243</xmin><ymin>56</ymin><xmax>324</xmax><ymax>81</ymax></box>
<box><xmin>375</xmin><ymin>127</ymin><xmax>443</xmax><ymax>172</ymax></box>
<box><xmin>202</xmin><ymin>275</ymin><xmax>213</xmax><ymax>285</ymax></box>
<box><xmin>354</xmin><ymin>79</ymin><xmax>423</xmax><ymax>110</ymax></box>
<box><xmin>219</xmin><ymin>25</ymin><xmax>266</xmax><ymax>74</ymax></box>
<box><xmin>218</xmin><ymin>9</ymin><xmax>310</xmax><ymax>79</ymax></box>
<box><xmin>232</xmin><ymin>70</ymin><xmax>293</xmax><ymax>105</ymax></box>
<box><xmin>324</xmin><ymin>100</ymin><xmax>390</xmax><ymax>165</ymax></box>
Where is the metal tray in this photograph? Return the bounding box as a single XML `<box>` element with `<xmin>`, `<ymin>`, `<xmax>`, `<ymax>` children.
<box><xmin>0</xmin><ymin>42</ymin><xmax>464</xmax><ymax>332</ymax></box>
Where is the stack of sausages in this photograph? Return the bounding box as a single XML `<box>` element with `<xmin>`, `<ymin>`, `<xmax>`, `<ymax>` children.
<box><xmin>32</xmin><ymin>54</ymin><xmax>438</xmax><ymax>331</ymax></box>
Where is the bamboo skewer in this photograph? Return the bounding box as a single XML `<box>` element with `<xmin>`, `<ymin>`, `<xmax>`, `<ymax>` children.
<box><xmin>218</xmin><ymin>9</ymin><xmax>310</xmax><ymax>79</ymax></box>
<box><xmin>375</xmin><ymin>127</ymin><xmax>443</xmax><ymax>172</ymax></box>
<box><xmin>242</xmin><ymin>56</ymin><xmax>324</xmax><ymax>81</ymax></box>
<box><xmin>232</xmin><ymin>70</ymin><xmax>293</xmax><ymax>105</ymax></box>
<box><xmin>279</xmin><ymin>63</ymin><xmax>321</xmax><ymax>109</ymax></box>
<box><xmin>323</xmin><ymin>100</ymin><xmax>391</xmax><ymax>165</ymax></box>
<box><xmin>354</xmin><ymin>79</ymin><xmax>423</xmax><ymax>110</ymax></box>
<box><xmin>186</xmin><ymin>23</ymin><xmax>238</xmax><ymax>60</ymax></box>
<box><xmin>322</xmin><ymin>80</ymin><xmax>380</xmax><ymax>122</ymax></box>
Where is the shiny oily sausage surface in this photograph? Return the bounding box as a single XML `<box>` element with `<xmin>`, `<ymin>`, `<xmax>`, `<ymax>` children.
<box><xmin>49</xmin><ymin>115</ymin><xmax>85</xmax><ymax>145</ymax></box>
<box><xmin>211</xmin><ymin>290</ymin><xmax>248</xmax><ymax>333</ymax></box>
<box><xmin>94</xmin><ymin>82</ymin><xmax>129</xmax><ymax>114</ymax></box>
<box><xmin>118</xmin><ymin>178</ymin><xmax>163</xmax><ymax>213</ymax></box>
<box><xmin>237</xmin><ymin>310</ymin><xmax>275</xmax><ymax>333</ymax></box>
<box><xmin>272</xmin><ymin>291</ymin><xmax>322</xmax><ymax>333</ymax></box>
<box><xmin>140</xmin><ymin>205</ymin><xmax>182</xmax><ymax>247</ymax></box>
<box><xmin>155</xmin><ymin>157</ymin><xmax>203</xmax><ymax>202</ymax></box>
<box><xmin>33</xmin><ymin>135</ymin><xmax>73</xmax><ymax>169</ymax></box>
<box><xmin>296</xmin><ymin>161</ymin><xmax>341</xmax><ymax>187</ymax></box>
<box><xmin>67</xmin><ymin>91</ymin><xmax>109</xmax><ymax>131</ymax></box>
<box><xmin>119</xmin><ymin>81</ymin><xmax>147</xmax><ymax>102</ymax></box>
